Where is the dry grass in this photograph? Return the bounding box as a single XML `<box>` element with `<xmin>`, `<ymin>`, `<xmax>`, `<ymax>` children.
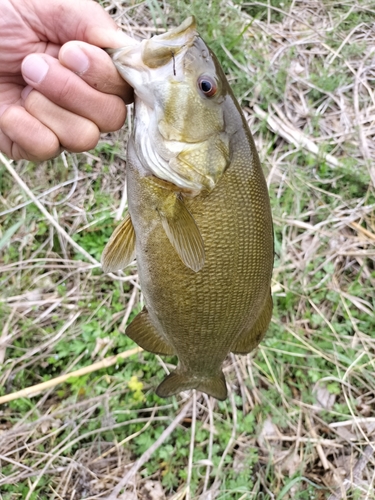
<box><xmin>0</xmin><ymin>0</ymin><xmax>374</xmax><ymax>499</ymax></box>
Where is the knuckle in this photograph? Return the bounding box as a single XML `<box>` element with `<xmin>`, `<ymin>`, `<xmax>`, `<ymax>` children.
<box><xmin>64</xmin><ymin>121</ymin><xmax>100</xmax><ymax>152</ymax></box>
<box><xmin>22</xmin><ymin>124</ymin><xmax>60</xmax><ymax>160</ymax></box>
<box><xmin>55</xmin><ymin>74</ymin><xmax>74</xmax><ymax>102</ymax></box>
<box><xmin>38</xmin><ymin>136</ymin><xmax>60</xmax><ymax>160</ymax></box>
<box><xmin>0</xmin><ymin>105</ymin><xmax>17</xmax><ymax>130</ymax></box>
<box><xmin>10</xmin><ymin>144</ymin><xmax>25</xmax><ymax>161</ymax></box>
<box><xmin>24</xmin><ymin>90</ymin><xmax>43</xmax><ymax>115</ymax></box>
<box><xmin>0</xmin><ymin>104</ymin><xmax>60</xmax><ymax>161</ymax></box>
<box><xmin>99</xmin><ymin>97</ymin><xmax>126</xmax><ymax>132</ymax></box>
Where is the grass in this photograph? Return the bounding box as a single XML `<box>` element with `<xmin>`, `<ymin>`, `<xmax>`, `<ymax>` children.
<box><xmin>1</xmin><ymin>0</ymin><xmax>375</xmax><ymax>499</ymax></box>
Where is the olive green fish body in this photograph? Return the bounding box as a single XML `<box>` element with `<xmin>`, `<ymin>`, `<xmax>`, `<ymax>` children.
<box><xmin>102</xmin><ymin>17</ymin><xmax>274</xmax><ymax>400</ymax></box>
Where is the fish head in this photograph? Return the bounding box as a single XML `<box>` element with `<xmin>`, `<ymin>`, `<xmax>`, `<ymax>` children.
<box><xmin>109</xmin><ymin>17</ymin><xmax>231</xmax><ymax>193</ymax></box>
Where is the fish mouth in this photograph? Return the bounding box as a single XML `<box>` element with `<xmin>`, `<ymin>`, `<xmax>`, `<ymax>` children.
<box><xmin>108</xmin><ymin>16</ymin><xmax>198</xmax><ymax>88</ymax></box>
<box><xmin>141</xmin><ymin>16</ymin><xmax>198</xmax><ymax>69</ymax></box>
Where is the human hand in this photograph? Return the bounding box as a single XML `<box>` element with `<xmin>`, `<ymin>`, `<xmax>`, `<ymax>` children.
<box><xmin>0</xmin><ymin>0</ymin><xmax>134</xmax><ymax>161</ymax></box>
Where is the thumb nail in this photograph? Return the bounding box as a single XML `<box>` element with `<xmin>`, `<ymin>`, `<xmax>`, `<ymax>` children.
<box><xmin>22</xmin><ymin>55</ymin><xmax>49</xmax><ymax>84</ymax></box>
<box><xmin>60</xmin><ymin>43</ymin><xmax>90</xmax><ymax>74</ymax></box>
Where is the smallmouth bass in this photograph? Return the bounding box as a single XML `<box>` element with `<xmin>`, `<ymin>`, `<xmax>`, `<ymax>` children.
<box><xmin>102</xmin><ymin>17</ymin><xmax>274</xmax><ymax>400</ymax></box>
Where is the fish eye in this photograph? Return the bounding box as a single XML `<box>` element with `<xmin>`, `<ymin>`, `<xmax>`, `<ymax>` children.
<box><xmin>198</xmin><ymin>76</ymin><xmax>217</xmax><ymax>97</ymax></box>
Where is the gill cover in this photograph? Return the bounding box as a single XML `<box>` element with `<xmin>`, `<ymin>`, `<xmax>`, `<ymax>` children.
<box><xmin>108</xmin><ymin>16</ymin><xmax>230</xmax><ymax>194</ymax></box>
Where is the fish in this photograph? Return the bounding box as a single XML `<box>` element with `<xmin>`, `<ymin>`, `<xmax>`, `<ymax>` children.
<box><xmin>102</xmin><ymin>16</ymin><xmax>274</xmax><ymax>400</ymax></box>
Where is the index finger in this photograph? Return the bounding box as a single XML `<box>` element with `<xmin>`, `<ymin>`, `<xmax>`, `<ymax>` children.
<box><xmin>59</xmin><ymin>41</ymin><xmax>133</xmax><ymax>103</ymax></box>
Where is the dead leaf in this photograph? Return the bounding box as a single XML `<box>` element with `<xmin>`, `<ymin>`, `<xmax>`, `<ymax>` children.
<box><xmin>118</xmin><ymin>493</ymin><xmax>137</xmax><ymax>500</ymax></box>
<box><xmin>258</xmin><ymin>418</ymin><xmax>279</xmax><ymax>446</ymax></box>
<box><xmin>313</xmin><ymin>382</ymin><xmax>336</xmax><ymax>410</ymax></box>
<box><xmin>281</xmin><ymin>452</ymin><xmax>302</xmax><ymax>476</ymax></box>
<box><xmin>141</xmin><ymin>480</ymin><xmax>166</xmax><ymax>500</ymax></box>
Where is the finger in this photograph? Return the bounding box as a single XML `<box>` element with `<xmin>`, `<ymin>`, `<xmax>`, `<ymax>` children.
<box><xmin>59</xmin><ymin>41</ymin><xmax>133</xmax><ymax>102</ymax></box>
<box><xmin>0</xmin><ymin>105</ymin><xmax>60</xmax><ymax>161</ymax></box>
<box><xmin>30</xmin><ymin>0</ymin><xmax>135</xmax><ymax>48</ymax></box>
<box><xmin>21</xmin><ymin>54</ymin><xmax>127</xmax><ymax>132</ymax></box>
<box><xmin>25</xmin><ymin>90</ymin><xmax>100</xmax><ymax>153</ymax></box>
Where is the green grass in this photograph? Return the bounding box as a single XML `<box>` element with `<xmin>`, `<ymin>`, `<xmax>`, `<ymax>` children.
<box><xmin>1</xmin><ymin>0</ymin><xmax>374</xmax><ymax>498</ymax></box>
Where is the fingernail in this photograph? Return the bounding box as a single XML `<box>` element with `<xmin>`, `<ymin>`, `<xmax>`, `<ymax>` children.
<box><xmin>22</xmin><ymin>55</ymin><xmax>49</xmax><ymax>84</ymax></box>
<box><xmin>60</xmin><ymin>44</ymin><xmax>89</xmax><ymax>74</ymax></box>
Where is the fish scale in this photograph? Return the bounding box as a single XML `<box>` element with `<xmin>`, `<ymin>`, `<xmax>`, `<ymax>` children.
<box><xmin>102</xmin><ymin>17</ymin><xmax>274</xmax><ymax>399</ymax></box>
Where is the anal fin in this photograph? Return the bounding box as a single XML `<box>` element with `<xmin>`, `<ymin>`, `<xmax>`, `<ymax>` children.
<box><xmin>231</xmin><ymin>291</ymin><xmax>273</xmax><ymax>354</ymax></box>
<box><xmin>101</xmin><ymin>213</ymin><xmax>136</xmax><ymax>273</ymax></box>
<box><xmin>126</xmin><ymin>308</ymin><xmax>175</xmax><ymax>356</ymax></box>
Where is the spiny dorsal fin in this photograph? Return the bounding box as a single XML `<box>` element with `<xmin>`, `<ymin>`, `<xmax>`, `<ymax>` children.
<box><xmin>158</xmin><ymin>196</ymin><xmax>205</xmax><ymax>272</ymax></box>
<box><xmin>101</xmin><ymin>213</ymin><xmax>136</xmax><ymax>273</ymax></box>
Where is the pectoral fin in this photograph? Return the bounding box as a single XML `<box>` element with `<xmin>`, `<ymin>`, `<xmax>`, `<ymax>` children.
<box><xmin>231</xmin><ymin>292</ymin><xmax>273</xmax><ymax>354</ymax></box>
<box><xmin>126</xmin><ymin>307</ymin><xmax>175</xmax><ymax>356</ymax></box>
<box><xmin>158</xmin><ymin>195</ymin><xmax>205</xmax><ymax>272</ymax></box>
<box><xmin>101</xmin><ymin>213</ymin><xmax>136</xmax><ymax>273</ymax></box>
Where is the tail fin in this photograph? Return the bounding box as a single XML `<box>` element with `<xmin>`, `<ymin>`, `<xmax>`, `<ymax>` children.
<box><xmin>156</xmin><ymin>369</ymin><xmax>227</xmax><ymax>400</ymax></box>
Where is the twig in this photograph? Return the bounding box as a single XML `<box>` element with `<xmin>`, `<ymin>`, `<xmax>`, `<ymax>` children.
<box><xmin>305</xmin><ymin>414</ymin><xmax>330</xmax><ymax>471</ymax></box>
<box><xmin>0</xmin><ymin>308</ymin><xmax>15</xmax><ymax>363</ymax></box>
<box><xmin>0</xmin><ymin>153</ymin><xmax>98</xmax><ymax>266</ymax></box>
<box><xmin>208</xmin><ymin>391</ymin><xmax>237</xmax><ymax>494</ymax></box>
<box><xmin>265</xmin><ymin>436</ymin><xmax>343</xmax><ymax>447</ymax></box>
<box><xmin>115</xmin><ymin>105</ymin><xmax>132</xmax><ymax>221</ymax></box>
<box><xmin>202</xmin><ymin>394</ymin><xmax>214</xmax><ymax>494</ymax></box>
<box><xmin>0</xmin><ymin>346</ymin><xmax>142</xmax><ymax>405</ymax></box>
<box><xmin>169</xmin><ymin>487</ymin><xmax>189</xmax><ymax>500</ymax></box>
<box><xmin>186</xmin><ymin>390</ymin><xmax>197</xmax><ymax>500</ymax></box>
<box><xmin>330</xmin><ymin>418</ymin><xmax>375</xmax><ymax>428</ymax></box>
<box><xmin>0</xmin><ymin>174</ymin><xmax>89</xmax><ymax>217</ymax></box>
<box><xmin>0</xmin><ymin>152</ymin><xmax>131</xmax><ymax>282</ymax></box>
<box><xmin>90</xmin><ymin>407</ymin><xmax>157</xmax><ymax>464</ymax></box>
<box><xmin>350</xmin><ymin>221</ymin><xmax>375</xmax><ymax>242</ymax></box>
<box><xmin>327</xmin><ymin>445</ymin><xmax>375</xmax><ymax>500</ymax></box>
<box><xmin>119</xmin><ymin>283</ymin><xmax>138</xmax><ymax>333</ymax></box>
<box><xmin>116</xmin><ymin>176</ymin><xmax>128</xmax><ymax>222</ymax></box>
<box><xmin>244</xmin><ymin>1</ymin><xmax>321</xmax><ymax>34</ymax></box>
<box><xmin>252</xmin><ymin>104</ymin><xmax>342</xmax><ymax>168</ymax></box>
<box><xmin>107</xmin><ymin>399</ymin><xmax>193</xmax><ymax>499</ymax></box>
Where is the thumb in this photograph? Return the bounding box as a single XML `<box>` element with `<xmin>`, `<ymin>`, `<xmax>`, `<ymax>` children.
<box><xmin>31</xmin><ymin>0</ymin><xmax>135</xmax><ymax>48</ymax></box>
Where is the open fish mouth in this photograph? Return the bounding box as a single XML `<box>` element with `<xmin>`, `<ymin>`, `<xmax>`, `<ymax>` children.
<box><xmin>141</xmin><ymin>16</ymin><xmax>198</xmax><ymax>69</ymax></box>
<box><xmin>108</xmin><ymin>16</ymin><xmax>198</xmax><ymax>88</ymax></box>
